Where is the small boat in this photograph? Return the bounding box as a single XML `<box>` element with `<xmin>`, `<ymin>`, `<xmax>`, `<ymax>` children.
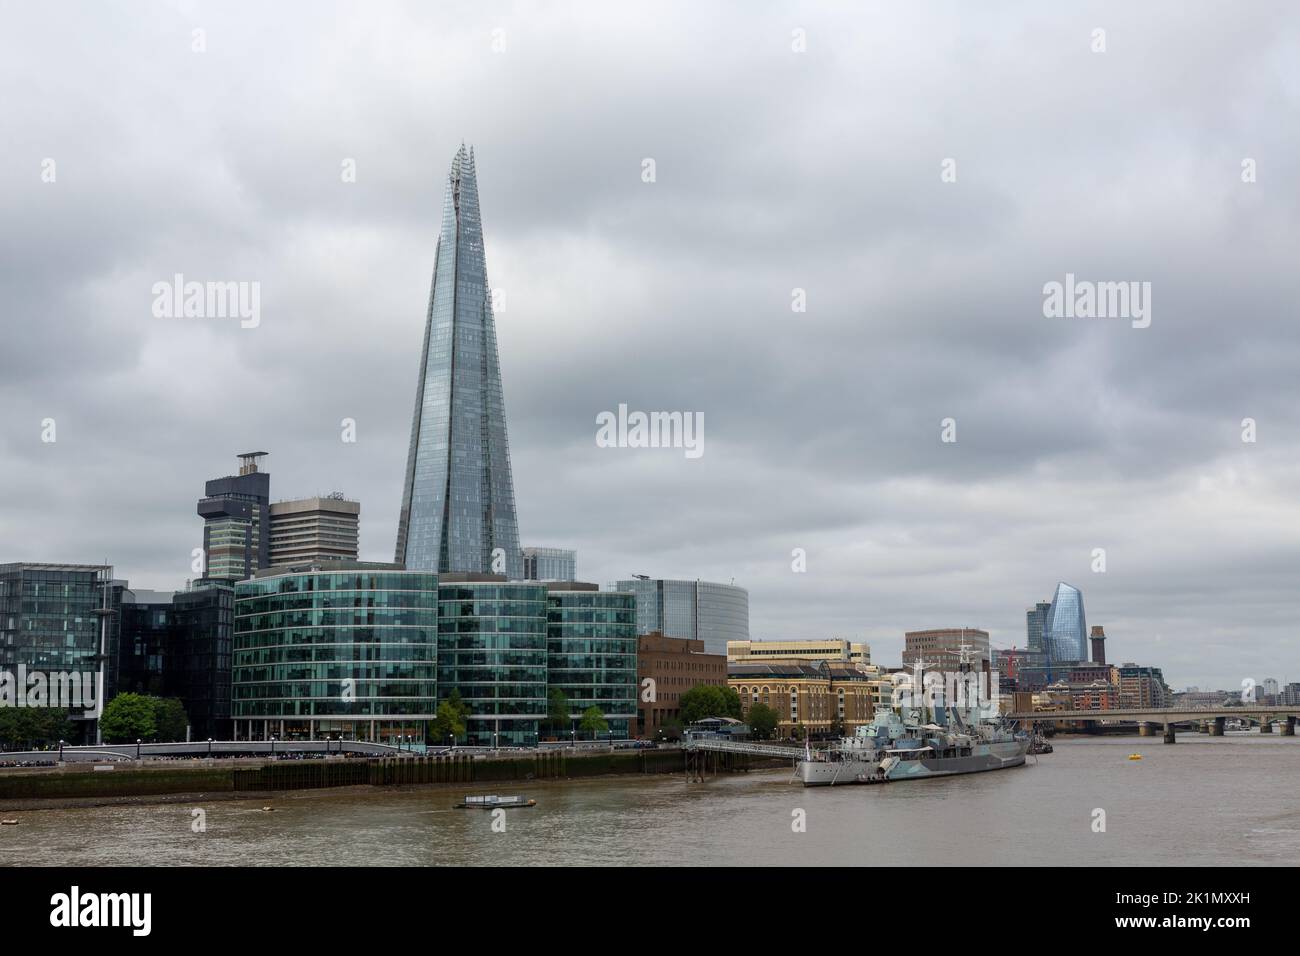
<box><xmin>455</xmin><ymin>794</ymin><xmax>535</xmax><ymax>809</ymax></box>
<box><xmin>1128</xmin><ymin>754</ymin><xmax>1142</xmax><ymax>761</ymax></box>
<box><xmin>261</xmin><ymin>806</ymin><xmax>276</xmax><ymax>812</ymax></box>
<box><xmin>1</xmin><ymin>819</ymin><xmax>17</xmax><ymax>825</ymax></box>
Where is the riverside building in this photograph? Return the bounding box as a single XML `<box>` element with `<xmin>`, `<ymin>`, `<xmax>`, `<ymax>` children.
<box><xmin>232</xmin><ymin>562</ymin><xmax>439</xmax><ymax>743</ymax></box>
<box><xmin>545</xmin><ymin>583</ymin><xmax>636</xmax><ymax>740</ymax></box>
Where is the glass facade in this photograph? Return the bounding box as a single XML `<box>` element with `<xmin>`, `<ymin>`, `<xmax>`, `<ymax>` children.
<box><xmin>0</xmin><ymin>563</ymin><xmax>109</xmax><ymax>675</ymax></box>
<box><xmin>545</xmin><ymin>588</ymin><xmax>636</xmax><ymax>739</ymax></box>
<box><xmin>437</xmin><ymin>580</ymin><xmax>547</xmax><ymax>746</ymax></box>
<box><xmin>1025</xmin><ymin>601</ymin><xmax>1050</xmax><ymax>661</ymax></box>
<box><xmin>522</xmin><ymin>547</ymin><xmax>577</xmax><ymax>582</ymax></box>
<box><xmin>615</xmin><ymin>578</ymin><xmax>749</xmax><ymax>656</ymax></box>
<box><xmin>232</xmin><ymin>568</ymin><xmax>439</xmax><ymax>742</ymax></box>
<box><xmin>170</xmin><ymin>583</ymin><xmax>235</xmax><ymax>739</ymax></box>
<box><xmin>395</xmin><ymin>145</ymin><xmax>522</xmax><ymax>580</ymax></box>
<box><xmin>1043</xmin><ymin>582</ymin><xmax>1087</xmax><ymax>664</ymax></box>
<box><xmin>115</xmin><ymin>590</ymin><xmax>174</xmax><ymax>698</ymax></box>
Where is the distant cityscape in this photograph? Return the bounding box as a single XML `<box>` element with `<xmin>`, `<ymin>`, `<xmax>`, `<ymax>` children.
<box><xmin>1</xmin><ymin>147</ymin><xmax>1291</xmax><ymax>752</ymax></box>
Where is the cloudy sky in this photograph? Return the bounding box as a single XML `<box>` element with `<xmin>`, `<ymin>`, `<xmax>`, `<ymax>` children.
<box><xmin>2</xmin><ymin>1</ymin><xmax>1297</xmax><ymax>689</ymax></box>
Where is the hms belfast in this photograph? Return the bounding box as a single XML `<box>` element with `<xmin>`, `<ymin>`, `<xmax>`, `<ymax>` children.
<box><xmin>797</xmin><ymin>668</ymin><xmax>1029</xmax><ymax>786</ymax></box>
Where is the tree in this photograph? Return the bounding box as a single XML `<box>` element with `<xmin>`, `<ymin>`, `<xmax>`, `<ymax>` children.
<box><xmin>678</xmin><ymin>684</ymin><xmax>742</xmax><ymax>726</ymax></box>
<box><xmin>432</xmin><ymin>689</ymin><xmax>469</xmax><ymax>745</ymax></box>
<box><xmin>746</xmin><ymin>703</ymin><xmax>780</xmax><ymax>741</ymax></box>
<box><xmin>546</xmin><ymin>688</ymin><xmax>570</xmax><ymax>735</ymax></box>
<box><xmin>579</xmin><ymin>706</ymin><xmax>608</xmax><ymax>738</ymax></box>
<box><xmin>100</xmin><ymin>693</ymin><xmax>156</xmax><ymax>743</ymax></box>
<box><xmin>152</xmin><ymin>698</ymin><xmax>189</xmax><ymax>742</ymax></box>
<box><xmin>719</xmin><ymin>686</ymin><xmax>743</xmax><ymax>719</ymax></box>
<box><xmin>0</xmin><ymin>708</ymin><xmax>75</xmax><ymax>750</ymax></box>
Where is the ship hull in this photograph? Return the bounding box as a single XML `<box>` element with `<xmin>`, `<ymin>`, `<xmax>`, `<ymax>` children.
<box><xmin>797</xmin><ymin>739</ymin><xmax>1027</xmax><ymax>786</ymax></box>
<box><xmin>883</xmin><ymin>740</ymin><xmax>1026</xmax><ymax>781</ymax></box>
<box><xmin>798</xmin><ymin>756</ymin><xmax>882</xmax><ymax>786</ymax></box>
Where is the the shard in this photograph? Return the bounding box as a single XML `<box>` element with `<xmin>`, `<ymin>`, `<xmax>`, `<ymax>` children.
<box><xmin>395</xmin><ymin>145</ymin><xmax>522</xmax><ymax>578</ymax></box>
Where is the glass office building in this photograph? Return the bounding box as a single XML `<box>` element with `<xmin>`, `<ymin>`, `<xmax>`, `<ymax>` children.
<box><xmin>115</xmin><ymin>588</ymin><xmax>175</xmax><ymax>698</ymax></box>
<box><xmin>522</xmin><ymin>547</ymin><xmax>577</xmax><ymax>582</ymax></box>
<box><xmin>614</xmin><ymin>578</ymin><xmax>748</xmax><ymax>656</ymax></box>
<box><xmin>170</xmin><ymin>582</ymin><xmax>235</xmax><ymax>739</ymax></box>
<box><xmin>545</xmin><ymin>584</ymin><xmax>636</xmax><ymax>739</ymax></box>
<box><xmin>437</xmin><ymin>575</ymin><xmax>547</xmax><ymax>746</ymax></box>
<box><xmin>0</xmin><ymin>563</ymin><xmax>110</xmax><ymax>675</ymax></box>
<box><xmin>198</xmin><ymin>452</ymin><xmax>271</xmax><ymax>581</ymax></box>
<box><xmin>1043</xmin><ymin>582</ymin><xmax>1087</xmax><ymax>664</ymax></box>
<box><xmin>232</xmin><ymin>563</ymin><xmax>439</xmax><ymax>743</ymax></box>
<box><xmin>395</xmin><ymin>145</ymin><xmax>522</xmax><ymax>580</ymax></box>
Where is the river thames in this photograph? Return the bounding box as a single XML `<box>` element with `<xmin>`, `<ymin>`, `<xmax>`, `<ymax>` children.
<box><xmin>2</xmin><ymin>735</ymin><xmax>1295</xmax><ymax>866</ymax></box>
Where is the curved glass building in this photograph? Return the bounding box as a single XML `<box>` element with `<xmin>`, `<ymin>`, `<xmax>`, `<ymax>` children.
<box><xmin>437</xmin><ymin>575</ymin><xmax>548</xmax><ymax>746</ymax></box>
<box><xmin>232</xmin><ymin>564</ymin><xmax>439</xmax><ymax>742</ymax></box>
<box><xmin>1042</xmin><ymin>582</ymin><xmax>1087</xmax><ymax>664</ymax></box>
<box><xmin>614</xmin><ymin>578</ymin><xmax>748</xmax><ymax>656</ymax></box>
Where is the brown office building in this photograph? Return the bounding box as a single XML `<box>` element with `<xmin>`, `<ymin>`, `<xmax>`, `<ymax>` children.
<box><xmin>635</xmin><ymin>632</ymin><xmax>727</xmax><ymax>739</ymax></box>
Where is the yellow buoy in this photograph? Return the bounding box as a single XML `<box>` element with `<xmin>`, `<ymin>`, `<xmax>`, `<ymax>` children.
<box><xmin>1127</xmin><ymin>754</ymin><xmax>1142</xmax><ymax>760</ymax></box>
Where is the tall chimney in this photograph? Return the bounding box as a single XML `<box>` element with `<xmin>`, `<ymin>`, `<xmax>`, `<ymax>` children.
<box><xmin>1090</xmin><ymin>625</ymin><xmax>1106</xmax><ymax>665</ymax></box>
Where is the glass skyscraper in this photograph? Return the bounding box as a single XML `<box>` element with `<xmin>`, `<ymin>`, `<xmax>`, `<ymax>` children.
<box><xmin>1042</xmin><ymin>582</ymin><xmax>1087</xmax><ymax>664</ymax></box>
<box><xmin>395</xmin><ymin>145</ymin><xmax>522</xmax><ymax>580</ymax></box>
<box><xmin>1025</xmin><ymin>600</ymin><xmax>1051</xmax><ymax>661</ymax></box>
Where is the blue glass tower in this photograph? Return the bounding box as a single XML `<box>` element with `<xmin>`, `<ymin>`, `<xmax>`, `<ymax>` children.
<box><xmin>395</xmin><ymin>146</ymin><xmax>522</xmax><ymax>579</ymax></box>
<box><xmin>1043</xmin><ymin>582</ymin><xmax>1087</xmax><ymax>664</ymax></box>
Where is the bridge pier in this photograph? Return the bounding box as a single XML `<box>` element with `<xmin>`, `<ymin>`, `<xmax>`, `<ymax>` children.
<box><xmin>1138</xmin><ymin>723</ymin><xmax>1155</xmax><ymax>737</ymax></box>
<box><xmin>1209</xmin><ymin>717</ymin><xmax>1225</xmax><ymax>737</ymax></box>
<box><xmin>1163</xmin><ymin>724</ymin><xmax>1176</xmax><ymax>744</ymax></box>
<box><xmin>1284</xmin><ymin>717</ymin><xmax>1295</xmax><ymax>737</ymax></box>
<box><xmin>1260</xmin><ymin>720</ymin><xmax>1273</xmax><ymax>734</ymax></box>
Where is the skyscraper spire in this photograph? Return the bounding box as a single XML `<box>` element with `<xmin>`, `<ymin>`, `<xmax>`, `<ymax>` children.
<box><xmin>395</xmin><ymin>146</ymin><xmax>522</xmax><ymax>577</ymax></box>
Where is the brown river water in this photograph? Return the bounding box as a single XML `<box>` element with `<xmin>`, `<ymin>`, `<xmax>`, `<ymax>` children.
<box><xmin>0</xmin><ymin>735</ymin><xmax>1295</xmax><ymax>866</ymax></box>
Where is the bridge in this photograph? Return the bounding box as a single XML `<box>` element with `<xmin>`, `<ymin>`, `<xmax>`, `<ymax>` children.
<box><xmin>679</xmin><ymin>736</ymin><xmax>809</xmax><ymax>780</ymax></box>
<box><xmin>0</xmin><ymin>739</ymin><xmax>411</xmax><ymax>764</ymax></box>
<box><xmin>1007</xmin><ymin>707</ymin><xmax>1300</xmax><ymax>743</ymax></box>
<box><xmin>682</xmin><ymin>737</ymin><xmax>807</xmax><ymax>758</ymax></box>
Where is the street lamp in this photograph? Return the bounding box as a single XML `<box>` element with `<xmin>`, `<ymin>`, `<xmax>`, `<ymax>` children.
<box><xmin>270</xmin><ymin>734</ymin><xmax>276</xmax><ymax>756</ymax></box>
<box><xmin>58</xmin><ymin>739</ymin><xmax>64</xmax><ymax>761</ymax></box>
<box><xmin>207</xmin><ymin>737</ymin><xmax>213</xmax><ymax>757</ymax></box>
<box><xmin>135</xmin><ymin>738</ymin><xmax>142</xmax><ymax>760</ymax></box>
